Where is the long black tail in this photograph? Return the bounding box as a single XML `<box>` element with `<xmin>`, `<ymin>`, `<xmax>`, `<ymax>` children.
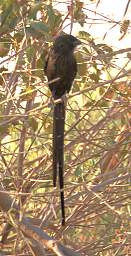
<box><xmin>53</xmin><ymin>102</ymin><xmax>65</xmax><ymax>225</ymax></box>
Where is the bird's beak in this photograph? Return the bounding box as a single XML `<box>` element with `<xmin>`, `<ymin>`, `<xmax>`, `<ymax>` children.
<box><xmin>74</xmin><ymin>39</ymin><xmax>81</xmax><ymax>47</ymax></box>
<box><xmin>74</xmin><ymin>39</ymin><xmax>82</xmax><ymax>53</ymax></box>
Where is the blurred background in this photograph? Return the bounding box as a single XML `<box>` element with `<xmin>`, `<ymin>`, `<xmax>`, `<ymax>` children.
<box><xmin>0</xmin><ymin>0</ymin><xmax>130</xmax><ymax>255</ymax></box>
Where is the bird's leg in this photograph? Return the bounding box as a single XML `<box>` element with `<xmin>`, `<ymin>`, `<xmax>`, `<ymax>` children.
<box><xmin>61</xmin><ymin>93</ymin><xmax>68</xmax><ymax>107</ymax></box>
<box><xmin>53</xmin><ymin>93</ymin><xmax>68</xmax><ymax>107</ymax></box>
<box><xmin>47</xmin><ymin>96</ymin><xmax>54</xmax><ymax>109</ymax></box>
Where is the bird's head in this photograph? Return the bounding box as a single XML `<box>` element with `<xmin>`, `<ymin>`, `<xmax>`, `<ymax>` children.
<box><xmin>53</xmin><ymin>34</ymin><xmax>81</xmax><ymax>54</ymax></box>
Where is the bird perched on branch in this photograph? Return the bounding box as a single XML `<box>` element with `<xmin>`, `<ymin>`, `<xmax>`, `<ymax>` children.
<box><xmin>44</xmin><ymin>34</ymin><xmax>81</xmax><ymax>225</ymax></box>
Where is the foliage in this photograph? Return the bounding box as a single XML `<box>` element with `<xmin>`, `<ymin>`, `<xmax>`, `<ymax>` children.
<box><xmin>0</xmin><ymin>0</ymin><xmax>130</xmax><ymax>255</ymax></box>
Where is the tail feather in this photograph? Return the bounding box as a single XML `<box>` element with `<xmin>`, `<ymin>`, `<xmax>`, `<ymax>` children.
<box><xmin>53</xmin><ymin>106</ymin><xmax>58</xmax><ymax>187</ymax></box>
<box><xmin>53</xmin><ymin>102</ymin><xmax>65</xmax><ymax>225</ymax></box>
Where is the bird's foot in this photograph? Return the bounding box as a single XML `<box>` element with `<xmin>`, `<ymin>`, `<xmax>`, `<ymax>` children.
<box><xmin>47</xmin><ymin>96</ymin><xmax>54</xmax><ymax>109</ymax></box>
<box><xmin>61</xmin><ymin>93</ymin><xmax>68</xmax><ymax>107</ymax></box>
<box><xmin>53</xmin><ymin>94</ymin><xmax>68</xmax><ymax>106</ymax></box>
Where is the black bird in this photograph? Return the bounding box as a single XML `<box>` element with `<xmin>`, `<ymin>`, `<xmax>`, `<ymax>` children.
<box><xmin>44</xmin><ymin>34</ymin><xmax>81</xmax><ymax>225</ymax></box>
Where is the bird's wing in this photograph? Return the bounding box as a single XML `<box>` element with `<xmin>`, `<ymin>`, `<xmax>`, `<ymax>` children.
<box><xmin>44</xmin><ymin>49</ymin><xmax>57</xmax><ymax>80</ymax></box>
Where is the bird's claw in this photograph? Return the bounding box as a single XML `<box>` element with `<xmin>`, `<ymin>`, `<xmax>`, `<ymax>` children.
<box><xmin>47</xmin><ymin>96</ymin><xmax>54</xmax><ymax>109</ymax></box>
<box><xmin>51</xmin><ymin>93</ymin><xmax>68</xmax><ymax>107</ymax></box>
<box><xmin>61</xmin><ymin>93</ymin><xmax>68</xmax><ymax>107</ymax></box>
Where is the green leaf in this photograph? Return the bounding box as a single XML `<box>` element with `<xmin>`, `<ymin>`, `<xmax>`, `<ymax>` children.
<box><xmin>0</xmin><ymin>1</ymin><xmax>13</xmax><ymax>27</ymax></box>
<box><xmin>1</xmin><ymin>1</ymin><xmax>20</xmax><ymax>31</ymax></box>
<box><xmin>75</xmin><ymin>166</ymin><xmax>83</xmax><ymax>177</ymax></box>
<box><xmin>30</xmin><ymin>21</ymin><xmax>49</xmax><ymax>35</ymax></box>
<box><xmin>96</xmin><ymin>43</ymin><xmax>113</xmax><ymax>53</ymax></box>
<box><xmin>29</xmin><ymin>3</ymin><xmax>42</xmax><ymax>20</ymax></box>
<box><xmin>46</xmin><ymin>5</ymin><xmax>62</xmax><ymax>32</ymax></box>
<box><xmin>26</xmin><ymin>46</ymin><xmax>36</xmax><ymax>62</ymax></box>
<box><xmin>28</xmin><ymin>117</ymin><xmax>38</xmax><ymax>132</ymax></box>
<box><xmin>89</xmin><ymin>73</ymin><xmax>100</xmax><ymax>82</ymax></box>
<box><xmin>79</xmin><ymin>31</ymin><xmax>94</xmax><ymax>44</ymax></box>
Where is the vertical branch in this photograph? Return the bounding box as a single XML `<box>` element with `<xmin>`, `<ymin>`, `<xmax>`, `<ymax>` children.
<box><xmin>18</xmin><ymin>46</ymin><xmax>37</xmax><ymax>185</ymax></box>
<box><xmin>70</xmin><ymin>0</ymin><xmax>74</xmax><ymax>34</ymax></box>
<box><xmin>4</xmin><ymin>36</ymin><xmax>27</xmax><ymax>117</ymax></box>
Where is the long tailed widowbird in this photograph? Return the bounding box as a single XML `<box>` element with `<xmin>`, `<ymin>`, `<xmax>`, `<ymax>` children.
<box><xmin>44</xmin><ymin>34</ymin><xmax>81</xmax><ymax>225</ymax></box>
